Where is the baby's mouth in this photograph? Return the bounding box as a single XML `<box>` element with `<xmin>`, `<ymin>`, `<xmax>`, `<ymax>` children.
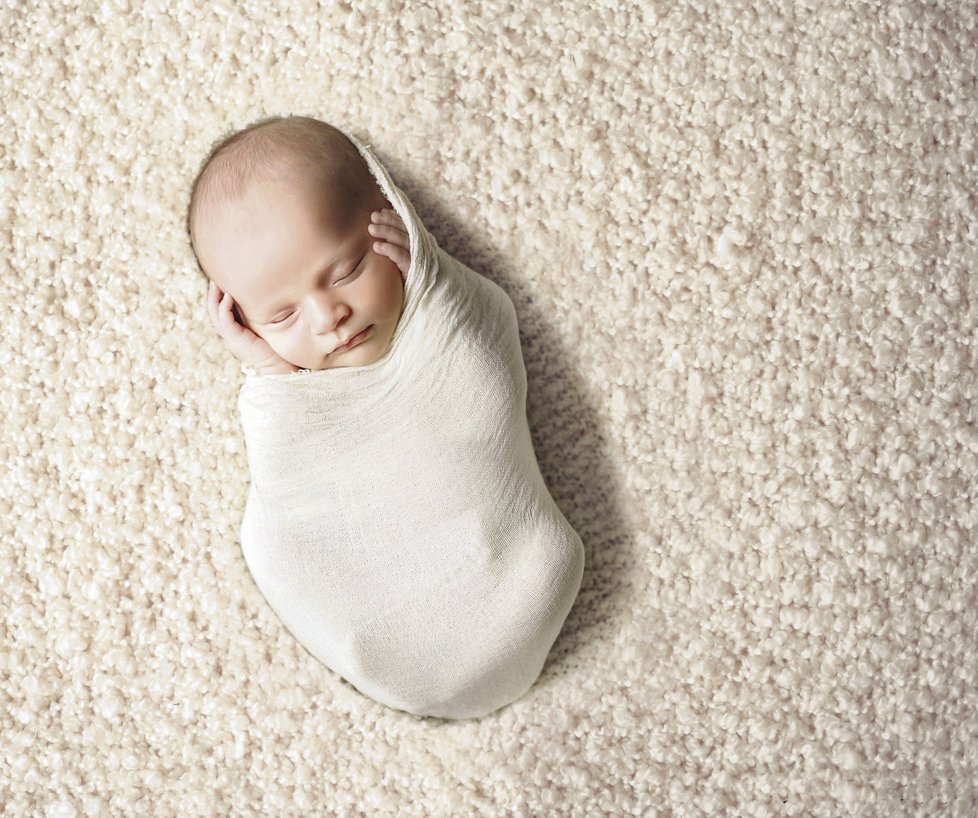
<box><xmin>332</xmin><ymin>324</ymin><xmax>373</xmax><ymax>353</ymax></box>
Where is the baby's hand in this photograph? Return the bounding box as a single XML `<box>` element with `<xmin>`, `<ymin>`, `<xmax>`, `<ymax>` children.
<box><xmin>207</xmin><ymin>281</ymin><xmax>300</xmax><ymax>375</ymax></box>
<box><xmin>368</xmin><ymin>209</ymin><xmax>411</xmax><ymax>279</ymax></box>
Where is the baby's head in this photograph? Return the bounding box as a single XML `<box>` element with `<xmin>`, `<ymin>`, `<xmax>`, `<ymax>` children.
<box><xmin>188</xmin><ymin>116</ymin><xmax>406</xmax><ymax>370</ymax></box>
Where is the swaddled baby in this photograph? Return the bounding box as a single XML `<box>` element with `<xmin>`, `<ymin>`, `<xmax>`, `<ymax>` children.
<box><xmin>188</xmin><ymin>115</ymin><xmax>584</xmax><ymax>719</ymax></box>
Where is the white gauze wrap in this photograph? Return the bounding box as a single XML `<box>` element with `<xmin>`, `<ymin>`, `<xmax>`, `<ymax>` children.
<box><xmin>237</xmin><ymin>133</ymin><xmax>585</xmax><ymax>720</ymax></box>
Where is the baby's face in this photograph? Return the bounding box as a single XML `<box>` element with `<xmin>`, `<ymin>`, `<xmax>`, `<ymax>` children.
<box><xmin>196</xmin><ymin>174</ymin><xmax>405</xmax><ymax>371</ymax></box>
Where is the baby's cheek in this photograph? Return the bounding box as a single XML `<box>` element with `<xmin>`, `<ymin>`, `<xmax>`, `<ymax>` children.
<box><xmin>365</xmin><ymin>259</ymin><xmax>402</xmax><ymax>306</ymax></box>
<box><xmin>266</xmin><ymin>332</ymin><xmax>295</xmax><ymax>357</ymax></box>
<box><xmin>389</xmin><ymin>269</ymin><xmax>407</xmax><ymax>312</ymax></box>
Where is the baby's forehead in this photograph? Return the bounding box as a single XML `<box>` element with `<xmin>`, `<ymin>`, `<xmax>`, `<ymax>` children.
<box><xmin>197</xmin><ymin>152</ymin><xmax>381</xmax><ymax>259</ymax></box>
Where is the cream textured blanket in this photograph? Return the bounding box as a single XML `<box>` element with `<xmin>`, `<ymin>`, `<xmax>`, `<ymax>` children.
<box><xmin>237</xmin><ymin>135</ymin><xmax>585</xmax><ymax>719</ymax></box>
<box><xmin>8</xmin><ymin>1</ymin><xmax>978</xmax><ymax>813</ymax></box>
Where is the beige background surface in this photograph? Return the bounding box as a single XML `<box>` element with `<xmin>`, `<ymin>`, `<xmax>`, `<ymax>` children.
<box><xmin>2</xmin><ymin>0</ymin><xmax>976</xmax><ymax>815</ymax></box>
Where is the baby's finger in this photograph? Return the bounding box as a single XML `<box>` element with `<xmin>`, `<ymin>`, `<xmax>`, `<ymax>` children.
<box><xmin>207</xmin><ymin>281</ymin><xmax>223</xmax><ymax>330</ymax></box>
<box><xmin>370</xmin><ymin>209</ymin><xmax>406</xmax><ymax>231</ymax></box>
<box><xmin>370</xmin><ymin>207</ymin><xmax>402</xmax><ymax>223</ymax></box>
<box><xmin>367</xmin><ymin>220</ymin><xmax>409</xmax><ymax>248</ymax></box>
<box><xmin>372</xmin><ymin>240</ymin><xmax>411</xmax><ymax>271</ymax></box>
<box><xmin>217</xmin><ymin>290</ymin><xmax>242</xmax><ymax>338</ymax></box>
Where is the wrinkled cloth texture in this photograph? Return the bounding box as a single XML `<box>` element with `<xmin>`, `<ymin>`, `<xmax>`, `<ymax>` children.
<box><xmin>237</xmin><ymin>134</ymin><xmax>585</xmax><ymax>719</ymax></box>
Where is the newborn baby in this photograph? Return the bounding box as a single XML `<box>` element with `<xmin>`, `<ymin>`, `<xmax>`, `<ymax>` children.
<box><xmin>188</xmin><ymin>115</ymin><xmax>584</xmax><ymax>719</ymax></box>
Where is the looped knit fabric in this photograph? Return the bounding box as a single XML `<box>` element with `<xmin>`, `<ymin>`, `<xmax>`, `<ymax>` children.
<box><xmin>237</xmin><ymin>131</ymin><xmax>584</xmax><ymax>719</ymax></box>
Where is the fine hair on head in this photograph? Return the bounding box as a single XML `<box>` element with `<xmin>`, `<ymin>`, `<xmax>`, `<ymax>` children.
<box><xmin>186</xmin><ymin>115</ymin><xmax>380</xmax><ymax>278</ymax></box>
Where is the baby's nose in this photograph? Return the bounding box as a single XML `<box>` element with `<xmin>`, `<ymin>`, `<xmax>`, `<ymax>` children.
<box><xmin>308</xmin><ymin>296</ymin><xmax>350</xmax><ymax>334</ymax></box>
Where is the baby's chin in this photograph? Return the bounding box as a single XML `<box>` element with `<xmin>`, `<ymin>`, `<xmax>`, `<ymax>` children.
<box><xmin>302</xmin><ymin>347</ymin><xmax>385</xmax><ymax>371</ymax></box>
